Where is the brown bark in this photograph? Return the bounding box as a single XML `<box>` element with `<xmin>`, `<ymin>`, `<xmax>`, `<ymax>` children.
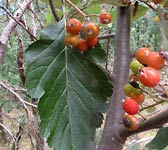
<box><xmin>97</xmin><ymin>6</ymin><xmax>131</xmax><ymax>150</ymax></box>
<box><xmin>16</xmin><ymin>33</ymin><xmax>26</xmax><ymax>86</ymax></box>
<box><xmin>0</xmin><ymin>0</ymin><xmax>33</xmax><ymax>63</ymax></box>
<box><xmin>120</xmin><ymin>106</ymin><xmax>168</xmax><ymax>137</ymax></box>
<box><xmin>49</xmin><ymin>0</ymin><xmax>60</xmax><ymax>22</ymax></box>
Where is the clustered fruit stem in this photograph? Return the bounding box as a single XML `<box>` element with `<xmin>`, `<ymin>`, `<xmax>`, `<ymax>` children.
<box><xmin>140</xmin><ymin>100</ymin><xmax>164</xmax><ymax>112</ymax></box>
<box><xmin>138</xmin><ymin>112</ymin><xmax>147</xmax><ymax>120</ymax></box>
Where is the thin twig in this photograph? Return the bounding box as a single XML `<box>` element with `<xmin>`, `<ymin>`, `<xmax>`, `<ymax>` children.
<box><xmin>98</xmin><ymin>33</ymin><xmax>115</xmax><ymax>40</ymax></box>
<box><xmin>0</xmin><ymin>81</ymin><xmax>31</xmax><ymax>120</ymax></box>
<box><xmin>28</xmin><ymin>132</ymin><xmax>36</xmax><ymax>149</ymax></box>
<box><xmin>0</xmin><ymin>122</ymin><xmax>16</xmax><ymax>142</ymax></box>
<box><xmin>68</xmin><ymin>3</ymin><xmax>88</xmax><ymax>19</ymax></box>
<box><xmin>16</xmin><ymin>31</ymin><xmax>26</xmax><ymax>86</ymax></box>
<box><xmin>65</xmin><ymin>0</ymin><xmax>87</xmax><ymax>18</ymax></box>
<box><xmin>0</xmin><ymin>81</ymin><xmax>37</xmax><ymax>108</ymax></box>
<box><xmin>28</xmin><ymin>6</ymin><xmax>44</xmax><ymax>29</ymax></box>
<box><xmin>13</xmin><ymin>87</ymin><xmax>27</xmax><ymax>92</ymax></box>
<box><xmin>0</xmin><ymin>0</ymin><xmax>33</xmax><ymax>63</ymax></box>
<box><xmin>49</xmin><ymin>0</ymin><xmax>60</xmax><ymax>22</ymax></box>
<box><xmin>140</xmin><ymin>100</ymin><xmax>164</xmax><ymax>111</ymax></box>
<box><xmin>0</xmin><ymin>5</ymin><xmax>37</xmax><ymax>40</ymax></box>
<box><xmin>105</xmin><ymin>31</ymin><xmax>111</xmax><ymax>70</ymax></box>
<box><xmin>159</xmin><ymin>84</ymin><xmax>168</xmax><ymax>97</ymax></box>
<box><xmin>29</xmin><ymin>3</ymin><xmax>37</xmax><ymax>38</ymax></box>
<box><xmin>138</xmin><ymin>0</ymin><xmax>156</xmax><ymax>10</ymax></box>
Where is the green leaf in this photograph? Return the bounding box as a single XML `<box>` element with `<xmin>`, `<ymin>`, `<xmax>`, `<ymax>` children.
<box><xmin>25</xmin><ymin>19</ymin><xmax>113</xmax><ymax>150</ymax></box>
<box><xmin>146</xmin><ymin>127</ymin><xmax>168</xmax><ymax>150</ymax></box>
<box><xmin>83</xmin><ymin>43</ymin><xmax>107</xmax><ymax>65</ymax></box>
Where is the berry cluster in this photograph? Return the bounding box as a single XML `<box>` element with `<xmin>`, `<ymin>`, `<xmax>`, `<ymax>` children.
<box><xmin>64</xmin><ymin>12</ymin><xmax>112</xmax><ymax>52</ymax></box>
<box><xmin>122</xmin><ymin>47</ymin><xmax>166</xmax><ymax>131</ymax></box>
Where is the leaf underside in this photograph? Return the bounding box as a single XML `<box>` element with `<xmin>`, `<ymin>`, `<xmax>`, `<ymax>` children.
<box><xmin>146</xmin><ymin>127</ymin><xmax>168</xmax><ymax>150</ymax></box>
<box><xmin>25</xmin><ymin>19</ymin><xmax>113</xmax><ymax>150</ymax></box>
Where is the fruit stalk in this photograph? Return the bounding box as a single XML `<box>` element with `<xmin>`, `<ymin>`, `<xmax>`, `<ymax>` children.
<box><xmin>65</xmin><ymin>0</ymin><xmax>87</xmax><ymax>18</ymax></box>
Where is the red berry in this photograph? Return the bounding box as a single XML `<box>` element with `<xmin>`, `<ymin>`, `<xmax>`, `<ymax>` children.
<box><xmin>138</xmin><ymin>67</ymin><xmax>160</xmax><ymax>87</ymax></box>
<box><xmin>87</xmin><ymin>38</ymin><xmax>98</xmax><ymax>47</ymax></box>
<box><xmin>76</xmin><ymin>39</ymin><xmax>88</xmax><ymax>52</ymax></box>
<box><xmin>122</xmin><ymin>98</ymin><xmax>139</xmax><ymax>115</ymax></box>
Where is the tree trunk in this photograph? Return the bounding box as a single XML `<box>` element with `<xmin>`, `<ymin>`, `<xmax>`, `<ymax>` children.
<box><xmin>97</xmin><ymin>6</ymin><xmax>131</xmax><ymax>150</ymax></box>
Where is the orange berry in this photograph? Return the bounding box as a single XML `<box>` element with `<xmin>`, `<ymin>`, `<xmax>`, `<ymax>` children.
<box><xmin>99</xmin><ymin>12</ymin><xmax>112</xmax><ymax>24</ymax></box>
<box><xmin>64</xmin><ymin>34</ymin><xmax>79</xmax><ymax>48</ymax></box>
<box><xmin>135</xmin><ymin>47</ymin><xmax>151</xmax><ymax>65</ymax></box>
<box><xmin>84</xmin><ymin>22</ymin><xmax>99</xmax><ymax>40</ymax></box>
<box><xmin>130</xmin><ymin>92</ymin><xmax>145</xmax><ymax>104</ymax></box>
<box><xmin>66</xmin><ymin>18</ymin><xmax>82</xmax><ymax>34</ymax></box>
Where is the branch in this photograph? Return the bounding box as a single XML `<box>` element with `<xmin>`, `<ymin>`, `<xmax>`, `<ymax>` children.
<box><xmin>65</xmin><ymin>0</ymin><xmax>87</xmax><ymax>18</ymax></box>
<box><xmin>28</xmin><ymin>6</ymin><xmax>44</xmax><ymax>29</ymax></box>
<box><xmin>120</xmin><ymin>106</ymin><xmax>168</xmax><ymax>137</ymax></box>
<box><xmin>98</xmin><ymin>33</ymin><xmax>115</xmax><ymax>40</ymax></box>
<box><xmin>138</xmin><ymin>0</ymin><xmax>156</xmax><ymax>10</ymax></box>
<box><xmin>0</xmin><ymin>5</ymin><xmax>37</xmax><ymax>40</ymax></box>
<box><xmin>13</xmin><ymin>124</ymin><xmax>22</xmax><ymax>150</ymax></box>
<box><xmin>0</xmin><ymin>81</ymin><xmax>37</xmax><ymax>108</ymax></box>
<box><xmin>0</xmin><ymin>0</ymin><xmax>34</xmax><ymax>63</ymax></box>
<box><xmin>68</xmin><ymin>3</ymin><xmax>89</xmax><ymax>19</ymax></box>
<box><xmin>16</xmin><ymin>31</ymin><xmax>26</xmax><ymax>86</ymax></box>
<box><xmin>105</xmin><ymin>31</ymin><xmax>111</xmax><ymax>70</ymax></box>
<box><xmin>28</xmin><ymin>3</ymin><xmax>37</xmax><ymax>38</ymax></box>
<box><xmin>0</xmin><ymin>122</ymin><xmax>16</xmax><ymax>142</ymax></box>
<box><xmin>49</xmin><ymin>0</ymin><xmax>60</xmax><ymax>22</ymax></box>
